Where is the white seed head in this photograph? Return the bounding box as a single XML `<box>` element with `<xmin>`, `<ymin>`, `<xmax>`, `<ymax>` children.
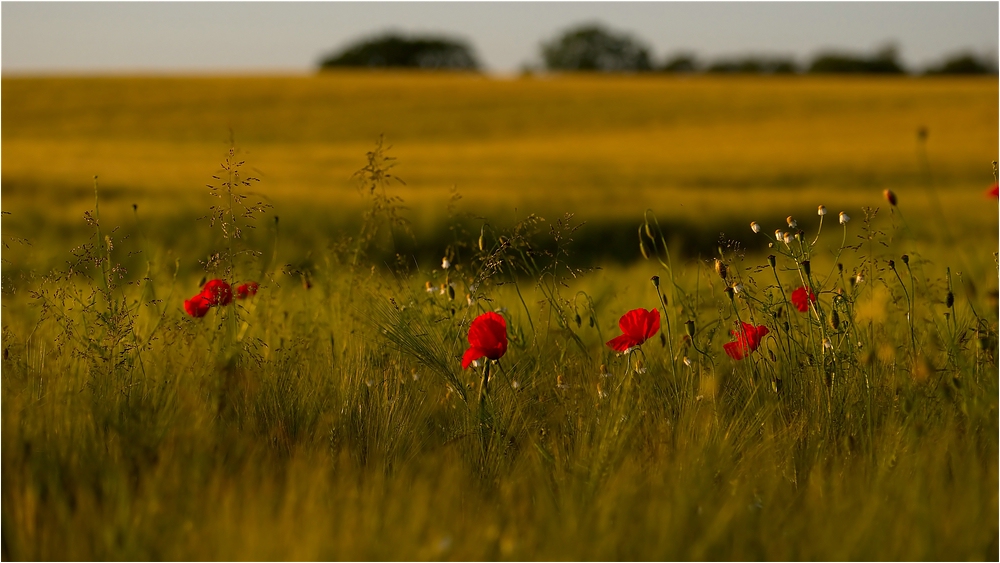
<box><xmin>732</xmin><ymin>283</ymin><xmax>744</xmax><ymax>294</ymax></box>
<box><xmin>786</xmin><ymin>216</ymin><xmax>797</xmax><ymax>228</ymax></box>
<box><xmin>683</xmin><ymin>356</ymin><xmax>693</xmax><ymax>367</ymax></box>
<box><xmin>839</xmin><ymin>212</ymin><xmax>850</xmax><ymax>225</ymax></box>
<box><xmin>855</xmin><ymin>272</ymin><xmax>864</xmax><ymax>284</ymax></box>
<box><xmin>783</xmin><ymin>232</ymin><xmax>793</xmax><ymax>244</ymax></box>
<box><xmin>775</xmin><ymin>229</ymin><xmax>783</xmax><ymax>241</ymax></box>
<box><xmin>822</xmin><ymin>338</ymin><xmax>833</xmax><ymax>350</ymax></box>
<box><xmin>441</xmin><ymin>257</ymin><xmax>451</xmax><ymax>269</ymax></box>
<box><xmin>750</xmin><ymin>221</ymin><xmax>761</xmax><ymax>234</ymax></box>
<box><xmin>817</xmin><ymin>205</ymin><xmax>827</xmax><ymax>216</ymax></box>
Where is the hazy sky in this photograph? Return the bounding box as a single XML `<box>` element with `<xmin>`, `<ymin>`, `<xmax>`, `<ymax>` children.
<box><xmin>2</xmin><ymin>2</ymin><xmax>997</xmax><ymax>74</ymax></box>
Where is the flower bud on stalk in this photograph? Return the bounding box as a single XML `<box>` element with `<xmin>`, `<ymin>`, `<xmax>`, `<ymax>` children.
<box><xmin>767</xmin><ymin>255</ymin><xmax>776</xmax><ymax>269</ymax></box>
<box><xmin>801</xmin><ymin>260</ymin><xmax>811</xmax><ymax>277</ymax></box>
<box><xmin>685</xmin><ymin>320</ymin><xmax>696</xmax><ymax>338</ymax></box>
<box><xmin>901</xmin><ymin>254</ymin><xmax>909</xmax><ymax>266</ymax></box>
<box><xmin>714</xmin><ymin>259</ymin><xmax>727</xmax><ymax>281</ymax></box>
<box><xmin>946</xmin><ymin>291</ymin><xmax>954</xmax><ymax>308</ymax></box>
<box><xmin>884</xmin><ymin>189</ymin><xmax>897</xmax><ymax>206</ymax></box>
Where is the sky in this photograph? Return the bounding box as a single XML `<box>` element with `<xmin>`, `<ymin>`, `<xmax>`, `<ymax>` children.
<box><xmin>2</xmin><ymin>2</ymin><xmax>997</xmax><ymax>75</ymax></box>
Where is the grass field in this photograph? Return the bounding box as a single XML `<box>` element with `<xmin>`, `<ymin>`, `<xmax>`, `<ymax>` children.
<box><xmin>2</xmin><ymin>73</ymin><xmax>998</xmax><ymax>560</ymax></box>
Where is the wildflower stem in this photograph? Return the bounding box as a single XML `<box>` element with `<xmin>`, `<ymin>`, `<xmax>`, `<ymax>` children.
<box><xmin>653</xmin><ymin>280</ymin><xmax>677</xmax><ymax>379</ymax></box>
<box><xmin>891</xmin><ymin>264</ymin><xmax>916</xmax><ymax>362</ymax></box>
<box><xmin>479</xmin><ymin>360</ymin><xmax>491</xmax><ymax>413</ymax></box>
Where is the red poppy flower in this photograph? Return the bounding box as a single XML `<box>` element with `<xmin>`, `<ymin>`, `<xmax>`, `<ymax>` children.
<box><xmin>202</xmin><ymin>279</ymin><xmax>233</xmax><ymax>306</ymax></box>
<box><xmin>723</xmin><ymin>322</ymin><xmax>769</xmax><ymax>360</ymax></box>
<box><xmin>988</xmin><ymin>183</ymin><xmax>999</xmax><ymax>199</ymax></box>
<box><xmin>791</xmin><ymin>286</ymin><xmax>816</xmax><ymax>313</ymax></box>
<box><xmin>236</xmin><ymin>282</ymin><xmax>259</xmax><ymax>299</ymax></box>
<box><xmin>184</xmin><ymin>293</ymin><xmax>212</xmax><ymax>318</ymax></box>
<box><xmin>462</xmin><ymin>311</ymin><xmax>508</xmax><ymax>369</ymax></box>
<box><xmin>606</xmin><ymin>308</ymin><xmax>661</xmax><ymax>352</ymax></box>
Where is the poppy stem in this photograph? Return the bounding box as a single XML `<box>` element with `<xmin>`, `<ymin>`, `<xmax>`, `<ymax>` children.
<box><xmin>478</xmin><ymin>360</ymin><xmax>491</xmax><ymax>412</ymax></box>
<box><xmin>652</xmin><ymin>278</ymin><xmax>677</xmax><ymax>379</ymax></box>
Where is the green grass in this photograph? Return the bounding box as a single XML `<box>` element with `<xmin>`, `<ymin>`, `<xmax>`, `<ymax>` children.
<box><xmin>2</xmin><ymin>73</ymin><xmax>998</xmax><ymax>560</ymax></box>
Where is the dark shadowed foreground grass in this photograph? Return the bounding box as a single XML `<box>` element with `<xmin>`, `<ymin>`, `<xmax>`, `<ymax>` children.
<box><xmin>2</xmin><ymin>140</ymin><xmax>997</xmax><ymax>560</ymax></box>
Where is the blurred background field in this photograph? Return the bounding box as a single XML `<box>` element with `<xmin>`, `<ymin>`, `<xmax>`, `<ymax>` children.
<box><xmin>3</xmin><ymin>73</ymin><xmax>997</xmax><ymax>274</ymax></box>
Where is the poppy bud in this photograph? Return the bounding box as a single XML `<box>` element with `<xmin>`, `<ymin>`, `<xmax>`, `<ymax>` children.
<box><xmin>715</xmin><ymin>259</ymin><xmax>727</xmax><ymax>281</ymax></box>
<box><xmin>685</xmin><ymin>320</ymin><xmax>695</xmax><ymax>338</ymax></box>
<box><xmin>651</xmin><ymin>275</ymin><xmax>660</xmax><ymax>288</ymax></box>
<box><xmin>659</xmin><ymin>332</ymin><xmax>667</xmax><ymax>348</ymax></box>
<box><xmin>575</xmin><ymin>313</ymin><xmax>582</xmax><ymax>327</ymax></box>
<box><xmin>724</xmin><ymin>286</ymin><xmax>734</xmax><ymax>301</ymax></box>
<box><xmin>837</xmin><ymin>263</ymin><xmax>844</xmax><ymax>274</ymax></box>
<box><xmin>946</xmin><ymin>291</ymin><xmax>954</xmax><ymax>308</ymax></box>
<box><xmin>767</xmin><ymin>255</ymin><xmax>776</xmax><ymax>269</ymax></box>
<box><xmin>888</xmin><ymin>259</ymin><xmax>895</xmax><ymax>271</ymax></box>
<box><xmin>772</xmin><ymin>377</ymin><xmax>782</xmax><ymax>393</ymax></box>
<box><xmin>830</xmin><ymin>309</ymin><xmax>840</xmax><ymax>330</ymax></box>
<box><xmin>801</xmin><ymin>260</ymin><xmax>811</xmax><ymax>277</ymax></box>
<box><xmin>448</xmin><ymin>284</ymin><xmax>455</xmax><ymax>300</ymax></box>
<box><xmin>901</xmin><ymin>254</ymin><xmax>909</xmax><ymax>265</ymax></box>
<box><xmin>884</xmin><ymin>189</ymin><xmax>897</xmax><ymax>206</ymax></box>
<box><xmin>589</xmin><ymin>316</ymin><xmax>595</xmax><ymax>328</ymax></box>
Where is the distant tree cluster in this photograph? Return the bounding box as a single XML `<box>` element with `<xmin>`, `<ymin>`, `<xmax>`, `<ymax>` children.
<box><xmin>319</xmin><ymin>33</ymin><xmax>479</xmax><ymax>70</ymax></box>
<box><xmin>318</xmin><ymin>25</ymin><xmax>997</xmax><ymax>75</ymax></box>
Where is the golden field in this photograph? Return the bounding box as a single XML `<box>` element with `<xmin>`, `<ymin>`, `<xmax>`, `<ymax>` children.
<box><xmin>3</xmin><ymin>73</ymin><xmax>996</xmax><ymax>233</ymax></box>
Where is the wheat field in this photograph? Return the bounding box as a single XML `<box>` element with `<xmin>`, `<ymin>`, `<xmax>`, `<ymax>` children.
<box><xmin>2</xmin><ymin>73</ymin><xmax>997</xmax><ymax>560</ymax></box>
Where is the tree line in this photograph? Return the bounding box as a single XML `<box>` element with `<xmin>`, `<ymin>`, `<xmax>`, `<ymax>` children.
<box><xmin>319</xmin><ymin>24</ymin><xmax>997</xmax><ymax>75</ymax></box>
